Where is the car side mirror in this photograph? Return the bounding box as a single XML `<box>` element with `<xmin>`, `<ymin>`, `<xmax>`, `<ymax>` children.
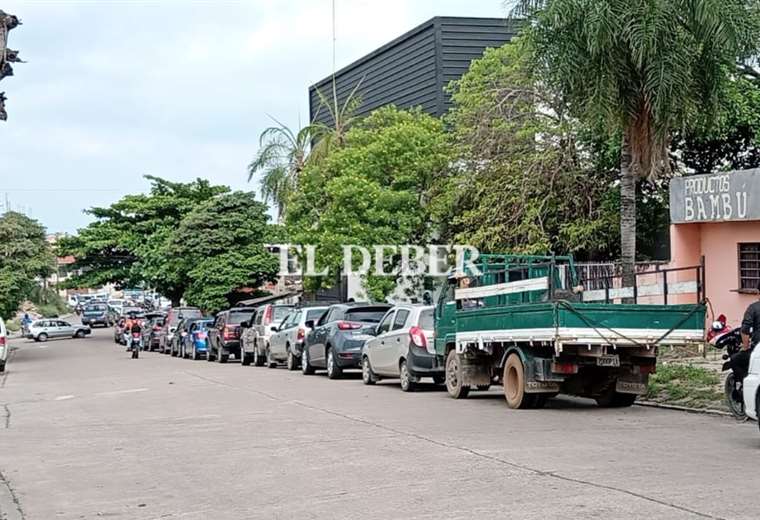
<box><xmin>270</xmin><ymin>325</ymin><xmax>278</xmax><ymax>332</ymax></box>
<box><xmin>241</xmin><ymin>321</ymin><xmax>250</xmax><ymax>328</ymax></box>
<box><xmin>305</xmin><ymin>320</ymin><xmax>314</xmax><ymax>329</ymax></box>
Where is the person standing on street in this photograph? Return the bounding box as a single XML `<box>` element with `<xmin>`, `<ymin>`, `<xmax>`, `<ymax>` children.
<box><xmin>735</xmin><ymin>280</ymin><xmax>760</xmax><ymax>381</ymax></box>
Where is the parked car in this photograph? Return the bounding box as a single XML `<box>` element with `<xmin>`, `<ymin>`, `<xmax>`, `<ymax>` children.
<box><xmin>158</xmin><ymin>307</ymin><xmax>202</xmax><ymax>353</ymax></box>
<box><xmin>0</xmin><ymin>317</ymin><xmax>7</xmax><ymax>373</ymax></box>
<box><xmin>743</xmin><ymin>343</ymin><xmax>760</xmax><ymax>434</ymax></box>
<box><xmin>80</xmin><ymin>303</ymin><xmax>113</xmax><ymax>328</ymax></box>
<box><xmin>141</xmin><ymin>313</ymin><xmax>166</xmax><ymax>351</ymax></box>
<box><xmin>241</xmin><ymin>304</ymin><xmax>294</xmax><ymax>366</ymax></box>
<box><xmin>207</xmin><ymin>308</ymin><xmax>251</xmax><ymax>363</ymax></box>
<box><xmin>361</xmin><ymin>305</ymin><xmax>443</xmax><ymax>391</ymax></box>
<box><xmin>179</xmin><ymin>318</ymin><xmax>214</xmax><ymax>360</ymax></box>
<box><xmin>268</xmin><ymin>306</ymin><xmax>328</xmax><ymax>370</ymax></box>
<box><xmin>27</xmin><ymin>320</ymin><xmax>91</xmax><ymax>342</ymax></box>
<box><xmin>301</xmin><ymin>303</ymin><xmax>392</xmax><ymax>379</ymax></box>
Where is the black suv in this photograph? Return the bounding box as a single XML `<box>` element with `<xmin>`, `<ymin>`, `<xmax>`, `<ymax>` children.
<box><xmin>207</xmin><ymin>308</ymin><xmax>251</xmax><ymax>363</ymax></box>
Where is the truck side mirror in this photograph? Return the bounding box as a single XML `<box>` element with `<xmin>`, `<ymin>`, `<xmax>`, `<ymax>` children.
<box><xmin>304</xmin><ymin>320</ymin><xmax>314</xmax><ymax>329</ymax></box>
<box><xmin>241</xmin><ymin>321</ymin><xmax>250</xmax><ymax>328</ymax></box>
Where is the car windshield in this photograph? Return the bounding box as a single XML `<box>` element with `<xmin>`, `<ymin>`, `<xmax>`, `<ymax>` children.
<box><xmin>344</xmin><ymin>307</ymin><xmax>391</xmax><ymax>323</ymax></box>
<box><xmin>418</xmin><ymin>309</ymin><xmax>434</xmax><ymax>330</ymax></box>
<box><xmin>306</xmin><ymin>308</ymin><xmax>327</xmax><ymax>321</ymax></box>
<box><xmin>273</xmin><ymin>306</ymin><xmax>293</xmax><ymax>321</ymax></box>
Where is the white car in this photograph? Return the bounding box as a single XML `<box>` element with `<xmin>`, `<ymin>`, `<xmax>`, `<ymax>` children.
<box><xmin>268</xmin><ymin>306</ymin><xmax>328</xmax><ymax>370</ymax></box>
<box><xmin>361</xmin><ymin>305</ymin><xmax>443</xmax><ymax>391</ymax></box>
<box><xmin>743</xmin><ymin>343</ymin><xmax>760</xmax><ymax>431</ymax></box>
<box><xmin>0</xmin><ymin>318</ymin><xmax>8</xmax><ymax>373</ymax></box>
<box><xmin>27</xmin><ymin>319</ymin><xmax>91</xmax><ymax>342</ymax></box>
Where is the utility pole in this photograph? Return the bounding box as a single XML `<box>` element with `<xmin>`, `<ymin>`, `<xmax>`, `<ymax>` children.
<box><xmin>0</xmin><ymin>9</ymin><xmax>23</xmax><ymax>121</ymax></box>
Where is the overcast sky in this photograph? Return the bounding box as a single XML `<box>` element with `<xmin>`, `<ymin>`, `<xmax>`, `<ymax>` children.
<box><xmin>0</xmin><ymin>0</ymin><xmax>508</xmax><ymax>233</ymax></box>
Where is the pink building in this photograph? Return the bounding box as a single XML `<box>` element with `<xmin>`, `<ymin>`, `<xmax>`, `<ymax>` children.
<box><xmin>669</xmin><ymin>169</ymin><xmax>760</xmax><ymax>327</ymax></box>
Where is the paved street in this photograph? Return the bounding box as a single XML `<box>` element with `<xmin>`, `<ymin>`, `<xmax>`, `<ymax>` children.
<box><xmin>1</xmin><ymin>327</ymin><xmax>759</xmax><ymax>520</ymax></box>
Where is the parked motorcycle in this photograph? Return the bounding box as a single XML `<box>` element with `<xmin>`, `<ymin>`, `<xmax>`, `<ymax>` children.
<box><xmin>709</xmin><ymin>316</ymin><xmax>747</xmax><ymax>418</ymax></box>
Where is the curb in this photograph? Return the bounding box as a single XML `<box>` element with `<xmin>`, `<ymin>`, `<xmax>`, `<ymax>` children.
<box><xmin>635</xmin><ymin>400</ymin><xmax>733</xmax><ymax>417</ymax></box>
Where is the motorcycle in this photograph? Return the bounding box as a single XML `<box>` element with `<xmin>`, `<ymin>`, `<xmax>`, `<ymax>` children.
<box><xmin>128</xmin><ymin>331</ymin><xmax>142</xmax><ymax>359</ymax></box>
<box><xmin>709</xmin><ymin>315</ymin><xmax>747</xmax><ymax>418</ymax></box>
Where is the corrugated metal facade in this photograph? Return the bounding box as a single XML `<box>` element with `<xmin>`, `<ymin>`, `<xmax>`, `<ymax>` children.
<box><xmin>309</xmin><ymin>17</ymin><xmax>519</xmax><ymax>126</ymax></box>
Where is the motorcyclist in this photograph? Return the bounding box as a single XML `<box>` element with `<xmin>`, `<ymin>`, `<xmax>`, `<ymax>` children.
<box><xmin>20</xmin><ymin>313</ymin><xmax>32</xmax><ymax>336</ymax></box>
<box><xmin>733</xmin><ymin>280</ymin><xmax>760</xmax><ymax>381</ymax></box>
<box><xmin>130</xmin><ymin>319</ymin><xmax>143</xmax><ymax>351</ymax></box>
<box><xmin>123</xmin><ymin>316</ymin><xmax>136</xmax><ymax>349</ymax></box>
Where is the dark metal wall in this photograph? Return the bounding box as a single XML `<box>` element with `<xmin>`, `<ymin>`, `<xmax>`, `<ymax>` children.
<box><xmin>309</xmin><ymin>17</ymin><xmax>518</xmax><ymax>127</ymax></box>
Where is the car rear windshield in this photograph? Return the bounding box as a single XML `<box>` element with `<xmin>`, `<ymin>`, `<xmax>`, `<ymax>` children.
<box><xmin>306</xmin><ymin>309</ymin><xmax>326</xmax><ymax>321</ymax></box>
<box><xmin>170</xmin><ymin>308</ymin><xmax>202</xmax><ymax>324</ymax></box>
<box><xmin>418</xmin><ymin>309</ymin><xmax>434</xmax><ymax>330</ymax></box>
<box><xmin>228</xmin><ymin>312</ymin><xmax>251</xmax><ymax>324</ymax></box>
<box><xmin>273</xmin><ymin>306</ymin><xmax>293</xmax><ymax>321</ymax></box>
<box><xmin>345</xmin><ymin>307</ymin><xmax>390</xmax><ymax>323</ymax></box>
<box><xmin>85</xmin><ymin>304</ymin><xmax>108</xmax><ymax>312</ymax></box>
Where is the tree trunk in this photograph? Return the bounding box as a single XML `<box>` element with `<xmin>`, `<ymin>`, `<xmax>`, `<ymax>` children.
<box><xmin>620</xmin><ymin>133</ymin><xmax>637</xmax><ymax>292</ymax></box>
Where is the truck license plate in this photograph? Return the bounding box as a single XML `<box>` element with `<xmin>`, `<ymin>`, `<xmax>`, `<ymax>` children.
<box><xmin>597</xmin><ymin>355</ymin><xmax>620</xmax><ymax>367</ymax></box>
<box><xmin>616</xmin><ymin>380</ymin><xmax>646</xmax><ymax>394</ymax></box>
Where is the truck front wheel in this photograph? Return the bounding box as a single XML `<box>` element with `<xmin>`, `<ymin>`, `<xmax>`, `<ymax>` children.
<box><xmin>445</xmin><ymin>350</ymin><xmax>470</xmax><ymax>399</ymax></box>
<box><xmin>503</xmin><ymin>353</ymin><xmax>541</xmax><ymax>409</ymax></box>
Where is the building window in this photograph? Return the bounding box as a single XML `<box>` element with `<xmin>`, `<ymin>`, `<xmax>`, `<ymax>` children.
<box><xmin>739</xmin><ymin>243</ymin><xmax>760</xmax><ymax>291</ymax></box>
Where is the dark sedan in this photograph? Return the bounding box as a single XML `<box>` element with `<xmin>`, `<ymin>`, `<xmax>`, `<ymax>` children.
<box><xmin>301</xmin><ymin>303</ymin><xmax>392</xmax><ymax>379</ymax></box>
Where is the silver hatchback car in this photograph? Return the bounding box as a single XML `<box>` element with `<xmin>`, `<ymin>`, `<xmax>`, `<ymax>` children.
<box><xmin>361</xmin><ymin>305</ymin><xmax>443</xmax><ymax>391</ymax></box>
<box><xmin>27</xmin><ymin>319</ymin><xmax>91</xmax><ymax>342</ymax></box>
<box><xmin>268</xmin><ymin>306</ymin><xmax>328</xmax><ymax>370</ymax></box>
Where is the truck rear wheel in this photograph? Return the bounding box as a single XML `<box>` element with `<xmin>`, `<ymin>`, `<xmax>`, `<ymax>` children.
<box><xmin>445</xmin><ymin>350</ymin><xmax>470</xmax><ymax>399</ymax></box>
<box><xmin>503</xmin><ymin>353</ymin><xmax>539</xmax><ymax>409</ymax></box>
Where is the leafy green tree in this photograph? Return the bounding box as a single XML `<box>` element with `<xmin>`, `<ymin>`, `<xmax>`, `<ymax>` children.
<box><xmin>434</xmin><ymin>40</ymin><xmax>620</xmax><ymax>260</ymax></box>
<box><xmin>673</xmin><ymin>75</ymin><xmax>760</xmax><ymax>174</ymax></box>
<box><xmin>0</xmin><ymin>212</ymin><xmax>55</xmax><ymax>319</ymax></box>
<box><xmin>287</xmin><ymin>106</ymin><xmax>451</xmax><ymax>300</ymax></box>
<box><xmin>170</xmin><ymin>191</ymin><xmax>280</xmax><ymax>313</ymax></box>
<box><xmin>58</xmin><ymin>176</ymin><xmax>228</xmax><ymax>305</ymax></box>
<box><xmin>513</xmin><ymin>0</ymin><xmax>760</xmax><ymax>283</ymax></box>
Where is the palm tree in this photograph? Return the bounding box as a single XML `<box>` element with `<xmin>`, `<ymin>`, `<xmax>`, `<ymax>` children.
<box><xmin>512</xmin><ymin>0</ymin><xmax>758</xmax><ymax>284</ymax></box>
<box><xmin>247</xmin><ymin>118</ymin><xmax>314</xmax><ymax>220</ymax></box>
<box><xmin>309</xmin><ymin>78</ymin><xmax>364</xmax><ymax>163</ymax></box>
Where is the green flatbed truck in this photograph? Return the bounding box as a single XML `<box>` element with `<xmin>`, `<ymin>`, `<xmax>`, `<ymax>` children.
<box><xmin>434</xmin><ymin>254</ymin><xmax>706</xmax><ymax>409</ymax></box>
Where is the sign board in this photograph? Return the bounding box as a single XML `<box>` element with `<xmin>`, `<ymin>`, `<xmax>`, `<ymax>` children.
<box><xmin>670</xmin><ymin>169</ymin><xmax>758</xmax><ymax>224</ymax></box>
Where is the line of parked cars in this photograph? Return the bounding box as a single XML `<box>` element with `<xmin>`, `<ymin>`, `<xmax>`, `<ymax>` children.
<box><xmin>136</xmin><ymin>300</ymin><xmax>444</xmax><ymax>392</ymax></box>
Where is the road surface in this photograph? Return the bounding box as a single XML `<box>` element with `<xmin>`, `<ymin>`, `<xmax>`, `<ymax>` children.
<box><xmin>1</xmin><ymin>327</ymin><xmax>758</xmax><ymax>520</ymax></box>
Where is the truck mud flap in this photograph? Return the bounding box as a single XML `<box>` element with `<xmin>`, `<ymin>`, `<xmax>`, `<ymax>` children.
<box><xmin>525</xmin><ymin>381</ymin><xmax>560</xmax><ymax>394</ymax></box>
<box><xmin>461</xmin><ymin>359</ymin><xmax>491</xmax><ymax>387</ymax></box>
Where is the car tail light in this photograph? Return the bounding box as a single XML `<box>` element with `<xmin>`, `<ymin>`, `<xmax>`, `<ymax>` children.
<box><xmin>296</xmin><ymin>327</ymin><xmax>305</xmax><ymax>341</ymax></box>
<box><xmin>409</xmin><ymin>326</ymin><xmax>427</xmax><ymax>349</ymax></box>
<box><xmin>264</xmin><ymin>306</ymin><xmax>273</xmax><ymax>324</ymax></box>
<box><xmin>337</xmin><ymin>321</ymin><xmax>362</xmax><ymax>330</ymax></box>
<box><xmin>551</xmin><ymin>362</ymin><xmax>578</xmax><ymax>375</ymax></box>
<box><xmin>638</xmin><ymin>364</ymin><xmax>656</xmax><ymax>375</ymax></box>
<box><xmin>223</xmin><ymin>326</ymin><xmax>238</xmax><ymax>340</ymax></box>
<box><xmin>0</xmin><ymin>337</ymin><xmax>5</xmax><ymax>347</ymax></box>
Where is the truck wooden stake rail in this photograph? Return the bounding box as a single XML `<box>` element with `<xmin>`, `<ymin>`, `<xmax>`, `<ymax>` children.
<box><xmin>434</xmin><ymin>254</ymin><xmax>706</xmax><ymax>409</ymax></box>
